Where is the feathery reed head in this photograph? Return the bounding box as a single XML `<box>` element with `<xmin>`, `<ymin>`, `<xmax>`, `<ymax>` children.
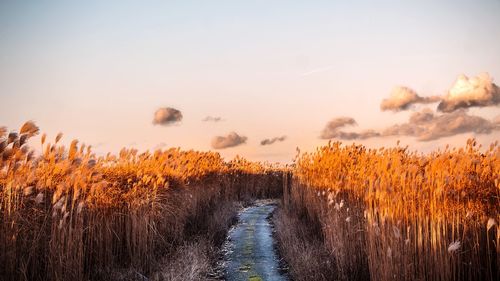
<box><xmin>20</xmin><ymin>121</ymin><xmax>39</xmax><ymax>137</ymax></box>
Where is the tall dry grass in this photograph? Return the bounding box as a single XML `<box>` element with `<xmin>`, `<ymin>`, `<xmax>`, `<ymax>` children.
<box><xmin>273</xmin><ymin>206</ymin><xmax>337</xmax><ymax>281</ymax></box>
<box><xmin>0</xmin><ymin>121</ymin><xmax>285</xmax><ymax>281</ymax></box>
<box><xmin>285</xmin><ymin>140</ymin><xmax>499</xmax><ymax>281</ymax></box>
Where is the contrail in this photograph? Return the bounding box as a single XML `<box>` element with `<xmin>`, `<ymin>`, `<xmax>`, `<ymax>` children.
<box><xmin>301</xmin><ymin>65</ymin><xmax>334</xmax><ymax>76</ymax></box>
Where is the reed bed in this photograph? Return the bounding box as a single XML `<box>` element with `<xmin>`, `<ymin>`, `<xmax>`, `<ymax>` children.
<box><xmin>3</xmin><ymin>120</ymin><xmax>498</xmax><ymax>280</ymax></box>
<box><xmin>285</xmin><ymin>140</ymin><xmax>499</xmax><ymax>281</ymax></box>
<box><xmin>0</xmin><ymin>122</ymin><xmax>285</xmax><ymax>281</ymax></box>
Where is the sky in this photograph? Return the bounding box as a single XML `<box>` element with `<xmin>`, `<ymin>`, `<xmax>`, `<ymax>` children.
<box><xmin>1</xmin><ymin>0</ymin><xmax>499</xmax><ymax>163</ymax></box>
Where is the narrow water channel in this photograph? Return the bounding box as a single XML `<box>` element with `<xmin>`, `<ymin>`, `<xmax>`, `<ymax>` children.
<box><xmin>222</xmin><ymin>200</ymin><xmax>288</xmax><ymax>281</ymax></box>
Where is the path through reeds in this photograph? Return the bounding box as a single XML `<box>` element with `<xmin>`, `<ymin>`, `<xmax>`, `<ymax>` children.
<box><xmin>222</xmin><ymin>200</ymin><xmax>288</xmax><ymax>281</ymax></box>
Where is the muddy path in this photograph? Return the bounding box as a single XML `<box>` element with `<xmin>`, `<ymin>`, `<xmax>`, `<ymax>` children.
<box><xmin>221</xmin><ymin>200</ymin><xmax>288</xmax><ymax>281</ymax></box>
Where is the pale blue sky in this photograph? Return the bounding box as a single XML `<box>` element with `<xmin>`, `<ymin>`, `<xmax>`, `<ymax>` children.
<box><xmin>1</xmin><ymin>0</ymin><xmax>499</xmax><ymax>162</ymax></box>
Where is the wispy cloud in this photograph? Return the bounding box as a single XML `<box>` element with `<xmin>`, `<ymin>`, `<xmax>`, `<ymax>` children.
<box><xmin>300</xmin><ymin>65</ymin><xmax>334</xmax><ymax>77</ymax></box>
<box><xmin>260</xmin><ymin>136</ymin><xmax>287</xmax><ymax>146</ymax></box>
<box><xmin>202</xmin><ymin>116</ymin><xmax>224</xmax><ymax>122</ymax></box>
<box><xmin>383</xmin><ymin>109</ymin><xmax>499</xmax><ymax>141</ymax></box>
<box><xmin>321</xmin><ymin>109</ymin><xmax>499</xmax><ymax>142</ymax></box>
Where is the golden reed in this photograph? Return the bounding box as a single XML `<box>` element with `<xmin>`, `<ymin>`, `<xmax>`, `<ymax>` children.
<box><xmin>286</xmin><ymin>140</ymin><xmax>499</xmax><ymax>281</ymax></box>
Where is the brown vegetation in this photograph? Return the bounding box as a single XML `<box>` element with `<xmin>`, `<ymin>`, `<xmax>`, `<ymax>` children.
<box><xmin>273</xmin><ymin>207</ymin><xmax>337</xmax><ymax>281</ymax></box>
<box><xmin>2</xmin><ymin>120</ymin><xmax>499</xmax><ymax>281</ymax></box>
<box><xmin>0</xmin><ymin>122</ymin><xmax>284</xmax><ymax>281</ymax></box>
<box><xmin>281</xmin><ymin>140</ymin><xmax>499</xmax><ymax>281</ymax></box>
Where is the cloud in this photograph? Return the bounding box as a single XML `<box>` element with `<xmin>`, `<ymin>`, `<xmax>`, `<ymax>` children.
<box><xmin>382</xmin><ymin>109</ymin><xmax>499</xmax><ymax>141</ymax></box>
<box><xmin>320</xmin><ymin>117</ymin><xmax>356</xmax><ymax>139</ymax></box>
<box><xmin>385</xmin><ymin>109</ymin><xmax>499</xmax><ymax>141</ymax></box>
<box><xmin>153</xmin><ymin>107</ymin><xmax>183</xmax><ymax>125</ymax></box>
<box><xmin>321</xmin><ymin>109</ymin><xmax>499</xmax><ymax>142</ymax></box>
<box><xmin>260</xmin><ymin>136</ymin><xmax>287</xmax><ymax>146</ymax></box>
<box><xmin>320</xmin><ymin>117</ymin><xmax>381</xmax><ymax>140</ymax></box>
<box><xmin>202</xmin><ymin>116</ymin><xmax>223</xmax><ymax>122</ymax></box>
<box><xmin>437</xmin><ymin>73</ymin><xmax>500</xmax><ymax>112</ymax></box>
<box><xmin>211</xmin><ymin>132</ymin><xmax>247</xmax><ymax>149</ymax></box>
<box><xmin>324</xmin><ymin>129</ymin><xmax>381</xmax><ymax>140</ymax></box>
<box><xmin>408</xmin><ymin>108</ymin><xmax>435</xmax><ymax>124</ymax></box>
<box><xmin>326</xmin><ymin>73</ymin><xmax>500</xmax><ymax>142</ymax></box>
<box><xmin>381</xmin><ymin>86</ymin><xmax>440</xmax><ymax>111</ymax></box>
<box><xmin>336</xmin><ymin>130</ymin><xmax>381</xmax><ymax>140</ymax></box>
<box><xmin>381</xmin><ymin>73</ymin><xmax>500</xmax><ymax>113</ymax></box>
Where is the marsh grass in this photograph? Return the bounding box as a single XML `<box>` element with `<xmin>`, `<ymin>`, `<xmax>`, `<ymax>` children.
<box><xmin>0</xmin><ymin>122</ymin><xmax>285</xmax><ymax>281</ymax></box>
<box><xmin>273</xmin><ymin>206</ymin><xmax>337</xmax><ymax>281</ymax></box>
<box><xmin>285</xmin><ymin>140</ymin><xmax>499</xmax><ymax>281</ymax></box>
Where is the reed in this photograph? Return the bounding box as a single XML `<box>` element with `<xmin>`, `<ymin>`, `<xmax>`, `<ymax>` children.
<box><xmin>285</xmin><ymin>140</ymin><xmax>499</xmax><ymax>281</ymax></box>
<box><xmin>0</xmin><ymin>121</ymin><xmax>285</xmax><ymax>281</ymax></box>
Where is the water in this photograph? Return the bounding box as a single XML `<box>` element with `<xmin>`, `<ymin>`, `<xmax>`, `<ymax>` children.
<box><xmin>222</xmin><ymin>200</ymin><xmax>288</xmax><ymax>281</ymax></box>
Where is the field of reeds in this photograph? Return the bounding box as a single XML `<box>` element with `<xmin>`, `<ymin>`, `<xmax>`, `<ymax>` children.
<box><xmin>0</xmin><ymin>122</ymin><xmax>285</xmax><ymax>281</ymax></box>
<box><xmin>2</xmin><ymin>121</ymin><xmax>499</xmax><ymax>281</ymax></box>
<box><xmin>279</xmin><ymin>140</ymin><xmax>499</xmax><ymax>281</ymax></box>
